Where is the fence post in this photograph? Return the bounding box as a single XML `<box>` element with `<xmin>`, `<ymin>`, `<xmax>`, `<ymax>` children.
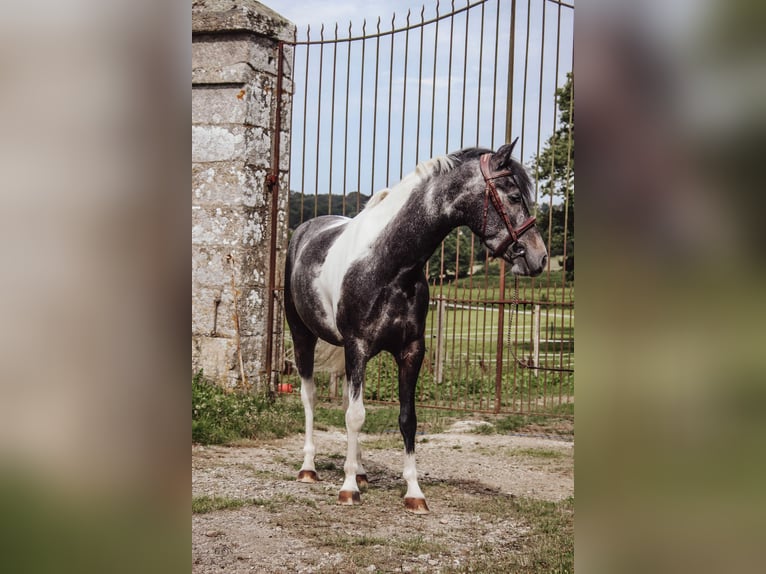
<box><xmin>191</xmin><ymin>0</ymin><xmax>295</xmax><ymax>391</ymax></box>
<box><xmin>532</xmin><ymin>303</ymin><xmax>540</xmax><ymax>375</ymax></box>
<box><xmin>435</xmin><ymin>298</ymin><xmax>446</xmax><ymax>387</ymax></box>
<box><xmin>494</xmin><ymin>264</ymin><xmax>506</xmax><ymax>414</ymax></box>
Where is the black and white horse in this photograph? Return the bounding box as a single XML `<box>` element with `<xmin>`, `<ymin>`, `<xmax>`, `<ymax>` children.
<box><xmin>284</xmin><ymin>143</ymin><xmax>548</xmax><ymax>513</ymax></box>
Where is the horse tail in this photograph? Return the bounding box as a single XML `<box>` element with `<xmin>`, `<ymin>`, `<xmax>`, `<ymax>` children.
<box><xmin>314</xmin><ymin>340</ymin><xmax>346</xmax><ymax>376</ymax></box>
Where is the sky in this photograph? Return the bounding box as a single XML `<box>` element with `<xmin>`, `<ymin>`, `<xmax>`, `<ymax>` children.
<box><xmin>263</xmin><ymin>0</ymin><xmax>438</xmax><ymax>31</ymax></box>
<box><xmin>260</xmin><ymin>0</ymin><xmax>574</xmax><ymax>199</ymax></box>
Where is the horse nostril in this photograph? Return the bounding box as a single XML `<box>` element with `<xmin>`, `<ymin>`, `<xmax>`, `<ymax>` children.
<box><xmin>541</xmin><ymin>254</ymin><xmax>548</xmax><ymax>268</ymax></box>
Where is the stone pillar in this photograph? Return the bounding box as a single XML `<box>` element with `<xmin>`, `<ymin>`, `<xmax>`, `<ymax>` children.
<box><xmin>192</xmin><ymin>0</ymin><xmax>294</xmax><ymax>390</ymax></box>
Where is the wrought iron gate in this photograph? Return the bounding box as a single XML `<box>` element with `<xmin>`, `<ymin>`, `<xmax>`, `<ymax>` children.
<box><xmin>269</xmin><ymin>0</ymin><xmax>573</xmax><ymax>416</ymax></box>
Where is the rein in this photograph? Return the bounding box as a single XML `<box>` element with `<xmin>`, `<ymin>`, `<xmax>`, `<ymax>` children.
<box><xmin>479</xmin><ymin>153</ymin><xmax>536</xmax><ymax>258</ymax></box>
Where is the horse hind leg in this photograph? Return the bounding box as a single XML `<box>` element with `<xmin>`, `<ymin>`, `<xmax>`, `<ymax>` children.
<box><xmin>297</xmin><ymin>374</ymin><xmax>319</xmax><ymax>483</ymax></box>
<box><xmin>285</xmin><ymin>296</ymin><xmax>320</xmax><ymax>483</ymax></box>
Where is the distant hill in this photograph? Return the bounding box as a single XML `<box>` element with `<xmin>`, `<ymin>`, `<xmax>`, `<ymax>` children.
<box><xmin>288</xmin><ymin>191</ymin><xmax>370</xmax><ymax>230</ymax></box>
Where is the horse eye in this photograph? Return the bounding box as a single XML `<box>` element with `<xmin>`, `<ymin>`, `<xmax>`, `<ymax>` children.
<box><xmin>509</xmin><ymin>193</ymin><xmax>521</xmax><ymax>203</ymax></box>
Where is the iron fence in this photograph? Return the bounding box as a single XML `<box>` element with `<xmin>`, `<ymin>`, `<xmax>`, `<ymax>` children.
<box><xmin>270</xmin><ymin>0</ymin><xmax>574</xmax><ymax>416</ymax></box>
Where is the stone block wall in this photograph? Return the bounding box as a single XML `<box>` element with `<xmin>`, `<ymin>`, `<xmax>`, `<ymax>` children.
<box><xmin>192</xmin><ymin>0</ymin><xmax>294</xmax><ymax>390</ymax></box>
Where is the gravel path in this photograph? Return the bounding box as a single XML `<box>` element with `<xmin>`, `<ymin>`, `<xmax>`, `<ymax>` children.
<box><xmin>192</xmin><ymin>421</ymin><xmax>573</xmax><ymax>573</ymax></box>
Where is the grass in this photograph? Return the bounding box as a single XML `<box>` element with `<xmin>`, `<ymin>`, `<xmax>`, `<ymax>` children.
<box><xmin>471</xmin><ymin>422</ymin><xmax>496</xmax><ymax>434</ymax></box>
<box><xmin>192</xmin><ymin>366</ymin><xmax>571</xmax><ymax>448</ymax></box>
<box><xmin>192</xmin><ymin>494</ymin><xmax>317</xmax><ymax>514</ymax></box>
<box><xmin>361</xmin><ymin>435</ymin><xmax>402</xmax><ymax>450</ymax></box>
<box><xmin>310</xmin><ymin>402</ymin><xmax>572</xmax><ymax>440</ymax></box>
<box><xmin>313</xmin><ymin>402</ymin><xmax>411</xmax><ymax>433</ymax></box>
<box><xmin>313</xmin><ymin>403</ymin><xmax>463</xmax><ymax>435</ymax></box>
<box><xmin>321</xmin><ymin>534</ymin><xmax>389</xmax><ymax>548</ymax></box>
<box><xmin>291</xmin><ymin>487</ymin><xmax>574</xmax><ymax>574</ymax></box>
<box><xmin>440</xmin><ymin>492</ymin><xmax>574</xmax><ymax>574</ymax></box>
<box><xmin>192</xmin><ymin>475</ymin><xmax>573</xmax><ymax>573</ymax></box>
<box><xmin>192</xmin><ymin>495</ymin><xmax>252</xmax><ymax>514</ymax></box>
<box><xmin>512</xmin><ymin>447</ymin><xmax>566</xmax><ymax>459</ymax></box>
<box><xmin>440</xmin><ymin>269</ymin><xmax>574</xmax><ymax>305</ymax></box>
<box><xmin>192</xmin><ymin>371</ymin><xmax>303</xmax><ymax>444</ymax></box>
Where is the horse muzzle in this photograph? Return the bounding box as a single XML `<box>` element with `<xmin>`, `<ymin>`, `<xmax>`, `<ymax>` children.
<box><xmin>504</xmin><ymin>244</ymin><xmax>547</xmax><ymax>277</ymax></box>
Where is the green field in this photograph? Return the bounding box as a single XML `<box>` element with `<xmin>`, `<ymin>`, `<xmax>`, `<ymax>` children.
<box><xmin>284</xmin><ymin>272</ymin><xmax>574</xmax><ymax>416</ymax></box>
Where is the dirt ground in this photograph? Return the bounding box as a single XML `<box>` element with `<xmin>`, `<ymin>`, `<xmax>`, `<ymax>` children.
<box><xmin>192</xmin><ymin>421</ymin><xmax>573</xmax><ymax>573</ymax></box>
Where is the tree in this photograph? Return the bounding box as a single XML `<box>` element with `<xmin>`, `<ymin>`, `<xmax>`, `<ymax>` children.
<box><xmin>533</xmin><ymin>72</ymin><xmax>574</xmax><ymax>280</ymax></box>
<box><xmin>426</xmin><ymin>226</ymin><xmax>481</xmax><ymax>282</ymax></box>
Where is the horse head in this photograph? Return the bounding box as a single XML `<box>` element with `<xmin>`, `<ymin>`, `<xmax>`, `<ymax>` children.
<box><xmin>471</xmin><ymin>141</ymin><xmax>548</xmax><ymax>277</ymax></box>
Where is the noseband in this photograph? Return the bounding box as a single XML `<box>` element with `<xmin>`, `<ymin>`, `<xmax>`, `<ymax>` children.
<box><xmin>479</xmin><ymin>153</ymin><xmax>536</xmax><ymax>258</ymax></box>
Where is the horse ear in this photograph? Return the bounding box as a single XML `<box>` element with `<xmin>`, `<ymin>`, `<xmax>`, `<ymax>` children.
<box><xmin>493</xmin><ymin>138</ymin><xmax>519</xmax><ymax>170</ymax></box>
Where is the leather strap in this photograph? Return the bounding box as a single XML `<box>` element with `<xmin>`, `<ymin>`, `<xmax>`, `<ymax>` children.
<box><xmin>479</xmin><ymin>153</ymin><xmax>536</xmax><ymax>257</ymax></box>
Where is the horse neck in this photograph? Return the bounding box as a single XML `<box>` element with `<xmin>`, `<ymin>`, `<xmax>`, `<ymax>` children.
<box><xmin>370</xmin><ymin>175</ymin><xmax>467</xmax><ymax>278</ymax></box>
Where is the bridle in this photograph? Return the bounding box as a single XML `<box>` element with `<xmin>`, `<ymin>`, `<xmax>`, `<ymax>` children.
<box><xmin>479</xmin><ymin>153</ymin><xmax>536</xmax><ymax>258</ymax></box>
<box><xmin>479</xmin><ymin>153</ymin><xmax>572</xmax><ymax>374</ymax></box>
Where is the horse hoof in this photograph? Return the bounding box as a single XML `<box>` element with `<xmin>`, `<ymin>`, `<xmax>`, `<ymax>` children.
<box><xmin>356</xmin><ymin>474</ymin><xmax>369</xmax><ymax>490</ymax></box>
<box><xmin>404</xmin><ymin>497</ymin><xmax>430</xmax><ymax>515</ymax></box>
<box><xmin>297</xmin><ymin>470</ymin><xmax>319</xmax><ymax>483</ymax></box>
<box><xmin>337</xmin><ymin>490</ymin><xmax>361</xmax><ymax>505</ymax></box>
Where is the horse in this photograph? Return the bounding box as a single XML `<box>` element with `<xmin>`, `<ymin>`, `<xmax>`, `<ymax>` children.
<box><xmin>284</xmin><ymin>142</ymin><xmax>548</xmax><ymax>514</ymax></box>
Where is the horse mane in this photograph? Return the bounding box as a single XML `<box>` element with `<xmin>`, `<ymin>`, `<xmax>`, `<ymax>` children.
<box><xmin>361</xmin><ymin>146</ymin><xmax>533</xmax><ymax>212</ymax></box>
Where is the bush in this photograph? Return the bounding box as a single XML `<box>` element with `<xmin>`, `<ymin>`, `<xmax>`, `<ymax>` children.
<box><xmin>192</xmin><ymin>372</ymin><xmax>303</xmax><ymax>444</ymax></box>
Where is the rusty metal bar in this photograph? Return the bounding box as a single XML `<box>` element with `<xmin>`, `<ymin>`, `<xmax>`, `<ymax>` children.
<box><xmin>291</xmin><ymin>0</ymin><xmax>490</xmax><ymax>46</ymax></box>
<box><xmin>459</xmin><ymin>0</ymin><xmax>470</xmax><ymax>146</ymax></box>
<box><xmin>433</xmin><ymin>296</ymin><xmax>573</xmax><ymax>307</ymax></box>
<box><xmin>313</xmin><ymin>25</ymin><xmax>325</xmax><ymax>217</ymax></box>
<box><xmin>363</xmin><ymin>398</ymin><xmax>567</xmax><ymax>417</ymax></box>
<box><xmin>479</xmin><ymin>252</ymin><xmax>490</xmax><ymax>411</ymax></box>
<box><xmin>414</xmin><ymin>6</ymin><xmax>425</xmax><ymax>165</ymax></box>
<box><xmin>534</xmin><ymin>0</ymin><xmax>547</xmax><ymax>209</ymax></box>
<box><xmin>475</xmin><ymin>1</ymin><xmax>486</xmax><ymax>146</ymax></box>
<box><xmin>328</xmin><ymin>24</ymin><xmax>338</xmax><ymax>211</ymax></box>
<box><xmin>356</xmin><ymin>20</ymin><xmax>367</xmax><ymax>214</ymax></box>
<box><xmin>494</xmin><ymin>265</ymin><xmax>506</xmax><ymax>414</ymax></box>
<box><xmin>399</xmin><ymin>10</ymin><xmax>411</xmax><ymax>179</ymax></box>
<box><xmin>541</xmin><ymin>0</ymin><xmax>563</xmax><ymax>405</ymax></box>
<box><xmin>490</xmin><ymin>0</ymin><xmax>501</xmax><ymax>145</ymax></box>
<box><xmin>519</xmin><ymin>0</ymin><xmax>531</xmax><ymax>157</ymax></box>
<box><xmin>264</xmin><ymin>40</ymin><xmax>286</xmax><ymax>394</ymax></box>
<box><xmin>465</xmin><ymin>235</ymin><xmax>476</xmax><ymax>410</ymax></box>
<box><xmin>370</xmin><ymin>17</ymin><xmax>381</xmax><ymax>194</ymax></box>
<box><xmin>429</xmin><ymin>0</ymin><xmax>440</xmax><ymax>158</ymax></box>
<box><xmin>445</xmin><ymin>0</ymin><xmax>456</xmax><ymax>153</ymax></box>
<box><xmin>449</xmin><ymin>227</ymin><xmax>461</xmax><ymax>407</ymax></box>
<box><xmin>494</xmin><ymin>0</ymin><xmax>519</xmax><ymax>413</ymax></box>
<box><xmin>299</xmin><ymin>27</ymin><xmax>311</xmax><ymax>224</ymax></box>
<box><xmin>544</xmin><ymin>1</ymin><xmax>563</xmax><ymax>298</ymax></box>
<box><xmin>559</xmin><ymin>72</ymin><xmax>574</xmax><ymax>379</ymax></box>
<box><xmin>535</xmin><ymin>0</ymin><xmax>551</xmax><ymax>403</ymax></box>
<box><xmin>385</xmin><ymin>13</ymin><xmax>396</xmax><ymax>185</ymax></box>
<box><xmin>342</xmin><ymin>22</ymin><xmax>352</xmax><ymax>215</ymax></box>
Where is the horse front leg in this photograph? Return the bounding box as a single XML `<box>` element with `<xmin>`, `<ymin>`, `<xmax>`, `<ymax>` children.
<box><xmin>397</xmin><ymin>338</ymin><xmax>429</xmax><ymax>514</ymax></box>
<box><xmin>342</xmin><ymin>377</ymin><xmax>368</xmax><ymax>490</ymax></box>
<box><xmin>338</xmin><ymin>342</ymin><xmax>368</xmax><ymax>505</ymax></box>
